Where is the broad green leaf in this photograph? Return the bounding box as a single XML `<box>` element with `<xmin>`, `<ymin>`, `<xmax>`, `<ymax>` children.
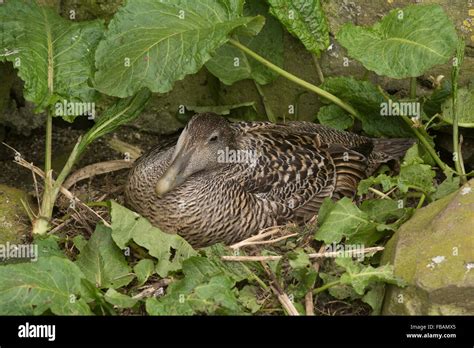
<box><xmin>288</xmin><ymin>250</ymin><xmax>317</xmax><ymax>299</ymax></box>
<box><xmin>0</xmin><ymin>0</ymin><xmax>103</xmax><ymax>114</ymax></box>
<box><xmin>316</xmin><ymin>104</ymin><xmax>353</xmax><ymax>130</ymax></box>
<box><xmin>397</xmin><ymin>162</ymin><xmax>436</xmax><ymax>194</ymax></box>
<box><xmin>315</xmin><ymin>197</ymin><xmax>378</xmax><ymax>244</ymax></box>
<box><xmin>360</xmin><ymin>199</ymin><xmax>407</xmax><ymax>223</ymax></box>
<box><xmin>104</xmin><ymin>288</ymin><xmax>138</xmax><ymax>309</ymax></box>
<box><xmin>321</xmin><ymin>77</ymin><xmax>412</xmax><ymax>137</ymax></box>
<box><xmin>134</xmin><ymin>259</ymin><xmax>155</xmax><ymax>286</ymax></box>
<box><xmin>72</xmin><ymin>235</ymin><xmax>87</xmax><ymax>252</ymax></box>
<box><xmin>268</xmin><ymin>0</ymin><xmax>329</xmax><ymax>56</ymax></box>
<box><xmin>76</xmin><ymin>224</ymin><xmax>134</xmax><ymax>289</ymax></box>
<box><xmin>337</xmin><ymin>4</ymin><xmax>458</xmax><ymax>78</ymax></box>
<box><xmin>336</xmin><ymin>257</ymin><xmax>405</xmax><ymax>295</ymax></box>
<box><xmin>206</xmin><ymin>0</ymin><xmax>283</xmax><ymax>85</ymax></box>
<box><xmin>441</xmin><ymin>86</ymin><xmax>474</xmax><ymax>128</ymax></box>
<box><xmin>109</xmin><ymin>201</ymin><xmax>197</xmax><ymax>277</ymax></box>
<box><xmin>94</xmin><ymin>0</ymin><xmax>264</xmax><ymax>97</ymax></box>
<box><xmin>0</xmin><ymin>256</ymin><xmax>91</xmax><ymax>315</ymax></box>
<box><xmin>34</xmin><ymin>235</ymin><xmax>65</xmax><ymax>259</ymax></box>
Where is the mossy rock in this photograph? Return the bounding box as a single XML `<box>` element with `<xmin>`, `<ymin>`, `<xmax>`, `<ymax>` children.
<box><xmin>382</xmin><ymin>179</ymin><xmax>474</xmax><ymax>315</ymax></box>
<box><xmin>0</xmin><ymin>184</ymin><xmax>33</xmax><ymax>245</ymax></box>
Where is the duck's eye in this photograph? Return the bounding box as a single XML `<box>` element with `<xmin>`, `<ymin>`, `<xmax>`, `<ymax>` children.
<box><xmin>209</xmin><ymin>135</ymin><xmax>218</xmax><ymax>142</ymax></box>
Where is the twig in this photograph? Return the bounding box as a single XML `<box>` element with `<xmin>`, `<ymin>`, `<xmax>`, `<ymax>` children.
<box><xmin>63</xmin><ymin>160</ymin><xmax>133</xmax><ymax>190</ymax></box>
<box><xmin>107</xmin><ymin>137</ymin><xmax>143</xmax><ymax>160</ymax></box>
<box><xmin>222</xmin><ymin>246</ymin><xmax>384</xmax><ymax>262</ymax></box>
<box><xmin>260</xmin><ymin>261</ymin><xmax>299</xmax><ymax>316</ymax></box>
<box><xmin>229</xmin><ymin>225</ymin><xmax>296</xmax><ymax>249</ymax></box>
<box><xmin>4</xmin><ymin>145</ymin><xmax>110</xmax><ymax>228</ymax></box>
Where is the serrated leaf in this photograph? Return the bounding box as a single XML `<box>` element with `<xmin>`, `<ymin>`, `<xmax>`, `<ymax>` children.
<box><xmin>72</xmin><ymin>235</ymin><xmax>87</xmax><ymax>252</ymax></box>
<box><xmin>317</xmin><ymin>104</ymin><xmax>353</xmax><ymax>130</ymax></box>
<box><xmin>337</xmin><ymin>4</ymin><xmax>458</xmax><ymax>78</ymax></box>
<box><xmin>0</xmin><ymin>256</ymin><xmax>91</xmax><ymax>315</ymax></box>
<box><xmin>362</xmin><ymin>284</ymin><xmax>385</xmax><ymax>315</ymax></box>
<box><xmin>34</xmin><ymin>235</ymin><xmax>65</xmax><ymax>259</ymax></box>
<box><xmin>206</xmin><ymin>0</ymin><xmax>283</xmax><ymax>85</ymax></box>
<box><xmin>336</xmin><ymin>257</ymin><xmax>404</xmax><ymax>295</ymax></box>
<box><xmin>360</xmin><ymin>199</ymin><xmax>407</xmax><ymax>223</ymax></box>
<box><xmin>268</xmin><ymin>0</ymin><xmax>329</xmax><ymax>56</ymax></box>
<box><xmin>104</xmin><ymin>288</ymin><xmax>138</xmax><ymax>309</ymax></box>
<box><xmin>397</xmin><ymin>162</ymin><xmax>436</xmax><ymax>194</ymax></box>
<box><xmin>319</xmin><ymin>273</ymin><xmax>360</xmax><ymax>300</ymax></box>
<box><xmin>134</xmin><ymin>259</ymin><xmax>155</xmax><ymax>286</ymax></box>
<box><xmin>0</xmin><ymin>0</ymin><xmax>103</xmax><ymax>114</ymax></box>
<box><xmin>357</xmin><ymin>174</ymin><xmax>397</xmax><ymax>196</ymax></box>
<box><xmin>238</xmin><ymin>285</ymin><xmax>261</xmax><ymax>313</ymax></box>
<box><xmin>441</xmin><ymin>85</ymin><xmax>474</xmax><ymax>128</ymax></box>
<box><xmin>315</xmin><ymin>197</ymin><xmax>377</xmax><ymax>244</ymax></box>
<box><xmin>321</xmin><ymin>77</ymin><xmax>412</xmax><ymax>137</ymax></box>
<box><xmin>109</xmin><ymin>201</ymin><xmax>197</xmax><ymax>277</ymax></box>
<box><xmin>94</xmin><ymin>0</ymin><xmax>264</xmax><ymax>97</ymax></box>
<box><xmin>76</xmin><ymin>224</ymin><xmax>134</xmax><ymax>289</ymax></box>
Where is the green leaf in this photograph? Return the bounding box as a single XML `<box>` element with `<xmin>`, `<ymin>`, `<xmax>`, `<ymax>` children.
<box><xmin>362</xmin><ymin>284</ymin><xmax>385</xmax><ymax>315</ymax></box>
<box><xmin>134</xmin><ymin>259</ymin><xmax>155</xmax><ymax>286</ymax></box>
<box><xmin>422</xmin><ymin>80</ymin><xmax>451</xmax><ymax>118</ymax></box>
<box><xmin>360</xmin><ymin>199</ymin><xmax>407</xmax><ymax>223</ymax></box>
<box><xmin>319</xmin><ymin>273</ymin><xmax>360</xmax><ymax>300</ymax></box>
<box><xmin>206</xmin><ymin>0</ymin><xmax>283</xmax><ymax>85</ymax></box>
<box><xmin>109</xmin><ymin>201</ymin><xmax>197</xmax><ymax>277</ymax></box>
<box><xmin>0</xmin><ymin>256</ymin><xmax>91</xmax><ymax>315</ymax></box>
<box><xmin>397</xmin><ymin>162</ymin><xmax>436</xmax><ymax>194</ymax></box>
<box><xmin>336</xmin><ymin>257</ymin><xmax>405</xmax><ymax>295</ymax></box>
<box><xmin>440</xmin><ymin>86</ymin><xmax>474</xmax><ymax>128</ymax></box>
<box><xmin>357</xmin><ymin>174</ymin><xmax>397</xmax><ymax>196</ymax></box>
<box><xmin>431</xmin><ymin>174</ymin><xmax>460</xmax><ymax>201</ymax></box>
<box><xmin>147</xmin><ymin>245</ymin><xmax>253</xmax><ymax>315</ymax></box>
<box><xmin>317</xmin><ymin>104</ymin><xmax>353</xmax><ymax>130</ymax></box>
<box><xmin>34</xmin><ymin>235</ymin><xmax>65</xmax><ymax>259</ymax></box>
<box><xmin>238</xmin><ymin>285</ymin><xmax>261</xmax><ymax>313</ymax></box>
<box><xmin>0</xmin><ymin>0</ymin><xmax>103</xmax><ymax>114</ymax></box>
<box><xmin>72</xmin><ymin>235</ymin><xmax>87</xmax><ymax>252</ymax></box>
<box><xmin>104</xmin><ymin>288</ymin><xmax>138</xmax><ymax>309</ymax></box>
<box><xmin>337</xmin><ymin>4</ymin><xmax>458</xmax><ymax>78</ymax></box>
<box><xmin>75</xmin><ymin>224</ymin><xmax>134</xmax><ymax>289</ymax></box>
<box><xmin>315</xmin><ymin>197</ymin><xmax>378</xmax><ymax>244</ymax></box>
<box><xmin>268</xmin><ymin>0</ymin><xmax>329</xmax><ymax>56</ymax></box>
<box><xmin>321</xmin><ymin>77</ymin><xmax>412</xmax><ymax>137</ymax></box>
<box><xmin>94</xmin><ymin>0</ymin><xmax>264</xmax><ymax>97</ymax></box>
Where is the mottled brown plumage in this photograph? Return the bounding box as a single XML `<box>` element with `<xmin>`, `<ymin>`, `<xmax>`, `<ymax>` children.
<box><xmin>125</xmin><ymin>113</ymin><xmax>413</xmax><ymax>248</ymax></box>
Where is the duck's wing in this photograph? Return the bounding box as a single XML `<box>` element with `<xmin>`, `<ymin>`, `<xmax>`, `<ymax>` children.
<box><xmin>238</xmin><ymin>126</ymin><xmax>370</xmax><ymax>222</ymax></box>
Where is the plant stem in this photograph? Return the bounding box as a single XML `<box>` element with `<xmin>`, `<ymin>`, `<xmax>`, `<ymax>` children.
<box><xmin>313</xmin><ymin>280</ymin><xmax>340</xmax><ymax>295</ymax></box>
<box><xmin>416</xmin><ymin>193</ymin><xmax>426</xmax><ymax>209</ymax></box>
<box><xmin>452</xmin><ymin>40</ymin><xmax>466</xmax><ymax>184</ymax></box>
<box><xmin>45</xmin><ymin>110</ymin><xmax>52</xmax><ymax>173</ymax></box>
<box><xmin>254</xmin><ymin>81</ymin><xmax>276</xmax><ymax>123</ymax></box>
<box><xmin>409</xmin><ymin>77</ymin><xmax>417</xmax><ymax>100</ymax></box>
<box><xmin>312</xmin><ymin>54</ymin><xmax>325</xmax><ymax>84</ymax></box>
<box><xmin>229</xmin><ymin>39</ymin><xmax>360</xmax><ymax>119</ymax></box>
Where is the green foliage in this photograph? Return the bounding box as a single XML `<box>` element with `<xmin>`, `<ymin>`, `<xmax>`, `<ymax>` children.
<box><xmin>268</xmin><ymin>0</ymin><xmax>329</xmax><ymax>56</ymax></box>
<box><xmin>0</xmin><ymin>0</ymin><xmax>103</xmax><ymax>116</ymax></box>
<box><xmin>134</xmin><ymin>259</ymin><xmax>156</xmax><ymax>286</ymax></box>
<box><xmin>104</xmin><ymin>289</ymin><xmax>138</xmax><ymax>309</ymax></box>
<box><xmin>337</xmin><ymin>4</ymin><xmax>458</xmax><ymax>78</ymax></box>
<box><xmin>75</xmin><ymin>224</ymin><xmax>134</xmax><ymax>289</ymax></box>
<box><xmin>316</xmin><ymin>104</ymin><xmax>353</xmax><ymax>130</ymax></box>
<box><xmin>94</xmin><ymin>0</ymin><xmax>264</xmax><ymax>97</ymax></box>
<box><xmin>321</xmin><ymin>77</ymin><xmax>412</xmax><ymax>137</ymax></box>
<box><xmin>206</xmin><ymin>0</ymin><xmax>283</xmax><ymax>85</ymax></box>
<box><xmin>0</xmin><ymin>256</ymin><xmax>92</xmax><ymax>315</ymax></box>
<box><xmin>441</xmin><ymin>85</ymin><xmax>474</xmax><ymax>128</ymax></box>
<box><xmin>109</xmin><ymin>201</ymin><xmax>197</xmax><ymax>277</ymax></box>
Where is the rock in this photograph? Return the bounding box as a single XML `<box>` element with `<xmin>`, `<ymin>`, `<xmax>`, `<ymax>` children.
<box><xmin>0</xmin><ymin>184</ymin><xmax>33</xmax><ymax>245</ymax></box>
<box><xmin>381</xmin><ymin>179</ymin><xmax>474</xmax><ymax>315</ymax></box>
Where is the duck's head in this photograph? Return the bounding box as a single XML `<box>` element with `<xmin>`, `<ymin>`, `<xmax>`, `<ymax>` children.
<box><xmin>155</xmin><ymin>113</ymin><xmax>236</xmax><ymax>196</ymax></box>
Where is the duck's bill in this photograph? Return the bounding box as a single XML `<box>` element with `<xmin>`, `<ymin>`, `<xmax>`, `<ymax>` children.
<box><xmin>155</xmin><ymin>149</ymin><xmax>192</xmax><ymax>196</ymax></box>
